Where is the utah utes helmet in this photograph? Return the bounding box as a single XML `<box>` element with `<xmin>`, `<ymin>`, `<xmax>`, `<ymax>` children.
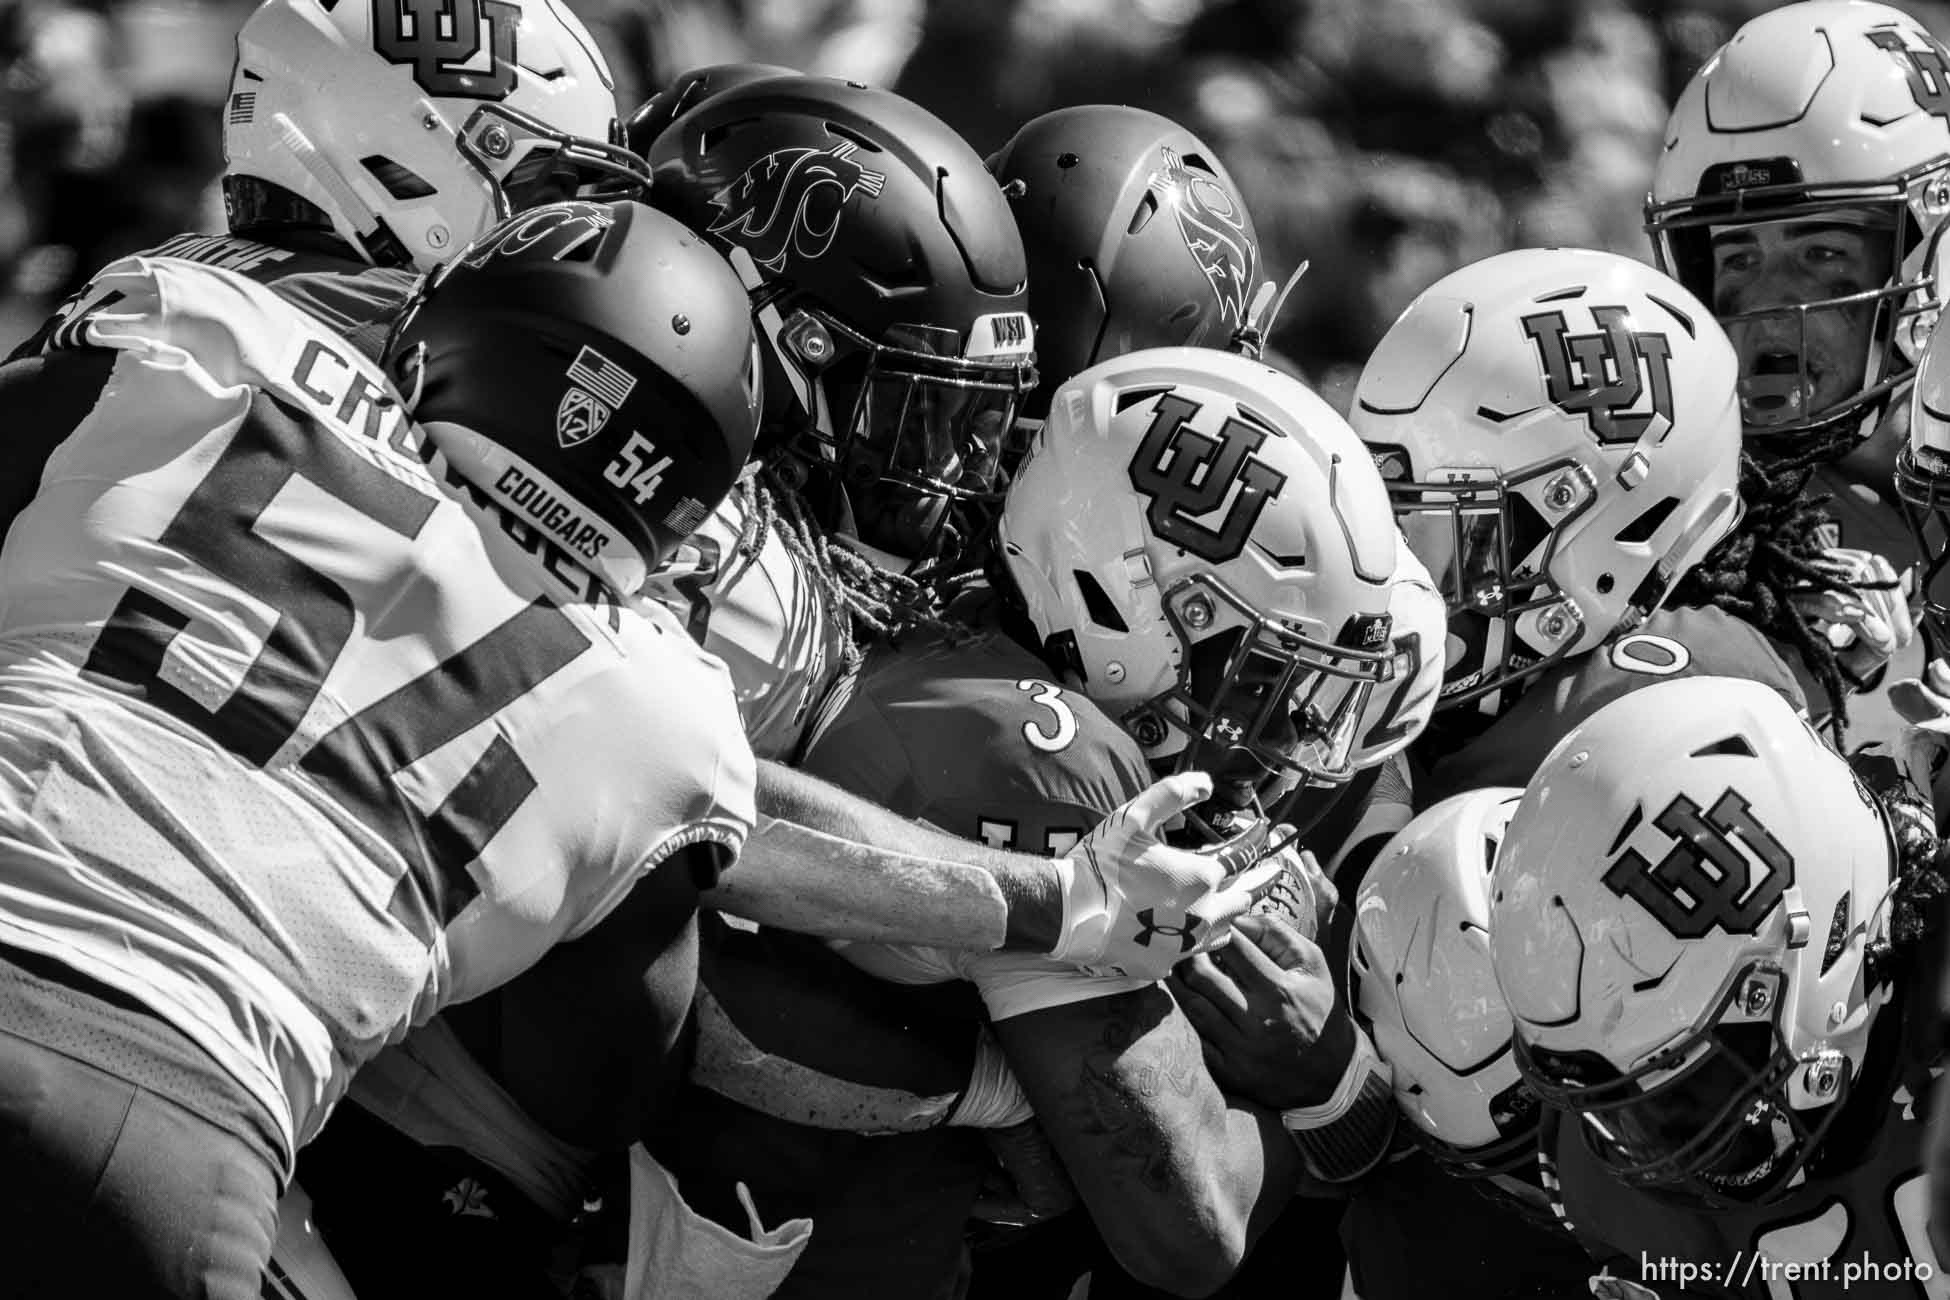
<box><xmin>1646</xmin><ymin>0</ymin><xmax>1950</xmax><ymax>441</ymax></box>
<box><xmin>224</xmin><ymin>0</ymin><xmax>647</xmax><ymax>272</ymax></box>
<box><xmin>1352</xmin><ymin>248</ymin><xmax>1742</xmax><ymax>713</ymax></box>
<box><xmin>1353</xmin><ymin>788</ymin><xmax>1536</xmax><ymax>1175</ymax></box>
<box><xmin>988</xmin><ymin>105</ymin><xmax>1266</xmax><ymax>418</ymax></box>
<box><xmin>999</xmin><ymin>346</ymin><xmax>1406</xmax><ymax>790</ymax></box>
<box><xmin>1897</xmin><ymin>315</ymin><xmax>1950</xmax><ymax>650</ymax></box>
<box><xmin>1490</xmin><ymin>676</ymin><xmax>1896</xmax><ymax>1208</ymax></box>
<box><xmin>644</xmin><ymin>76</ymin><xmax>1037</xmax><ymax>571</ymax></box>
<box><xmin>385</xmin><ymin>200</ymin><xmax>762</xmax><ymax>595</ymax></box>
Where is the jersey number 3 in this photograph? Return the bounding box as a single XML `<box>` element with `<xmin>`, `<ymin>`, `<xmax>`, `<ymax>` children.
<box><xmin>81</xmin><ymin>403</ymin><xmax>590</xmax><ymax>943</ymax></box>
<box><xmin>1016</xmin><ymin>679</ymin><xmax>1078</xmax><ymax>754</ymax></box>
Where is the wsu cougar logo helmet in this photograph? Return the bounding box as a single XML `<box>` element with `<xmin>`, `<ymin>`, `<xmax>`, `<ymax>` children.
<box><xmin>707</xmin><ymin>141</ymin><xmax>889</xmax><ymax>274</ymax></box>
<box><xmin>1152</xmin><ymin>146</ymin><xmax>1258</xmax><ymax>333</ymax></box>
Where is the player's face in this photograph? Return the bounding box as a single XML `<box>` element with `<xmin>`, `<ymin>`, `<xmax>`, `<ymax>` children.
<box><xmin>1711</xmin><ymin>218</ymin><xmax>1895</xmax><ymax>433</ymax></box>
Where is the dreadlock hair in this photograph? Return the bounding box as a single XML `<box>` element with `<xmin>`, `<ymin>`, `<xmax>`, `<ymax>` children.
<box><xmin>731</xmin><ymin>464</ymin><xmax>985</xmax><ymax>663</ymax></box>
<box><xmin>1668</xmin><ymin>427</ymin><xmax>1898</xmax><ymax>746</ymax></box>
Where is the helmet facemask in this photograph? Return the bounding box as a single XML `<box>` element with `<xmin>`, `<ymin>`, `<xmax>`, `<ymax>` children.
<box><xmin>1128</xmin><ymin>571</ymin><xmax>1397</xmax><ymax>799</ymax></box>
<box><xmin>769</xmin><ymin>306</ymin><xmax>1037</xmax><ymax>574</ymax></box>
<box><xmin>1383</xmin><ymin>455</ymin><xmax>1598</xmax><ymax>709</ymax></box>
<box><xmin>457</xmin><ymin>103</ymin><xmax>650</xmax><ymax>217</ymax></box>
<box><xmin>1647</xmin><ymin>164</ymin><xmax>1950</xmax><ymax>446</ymax></box>
<box><xmin>1516</xmin><ymin>962</ymin><xmax>1852</xmax><ymax>1211</ymax></box>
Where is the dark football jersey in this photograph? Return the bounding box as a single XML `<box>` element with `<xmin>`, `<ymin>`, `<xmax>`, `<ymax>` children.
<box><xmin>1544</xmin><ymin>1044</ymin><xmax>1943</xmax><ymax>1299</ymax></box>
<box><xmin>667</xmin><ymin>625</ymin><xmax>1154</xmax><ymax>1300</ymax></box>
<box><xmin>800</xmin><ymin>626</ymin><xmax>1154</xmax><ymax>860</ymax></box>
<box><xmin>1420</xmin><ymin>604</ymin><xmax>1808</xmax><ymax>808</ymax></box>
<box><xmin>1341</xmin><ymin>1149</ymin><xmax>1598</xmax><ymax>1300</ymax></box>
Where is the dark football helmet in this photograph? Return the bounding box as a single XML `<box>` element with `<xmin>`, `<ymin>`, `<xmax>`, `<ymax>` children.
<box><xmin>988</xmin><ymin>105</ymin><xmax>1265</xmax><ymax>420</ymax></box>
<box><xmin>623</xmin><ymin>63</ymin><xmax>798</xmax><ymax>158</ymax></box>
<box><xmin>385</xmin><ymin>199</ymin><xmax>763</xmax><ymax>596</ymax></box>
<box><xmin>642</xmin><ymin>75</ymin><xmax>1037</xmax><ymax>572</ymax></box>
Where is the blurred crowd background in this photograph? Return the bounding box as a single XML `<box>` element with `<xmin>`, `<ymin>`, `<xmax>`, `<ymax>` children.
<box><xmin>1</xmin><ymin>0</ymin><xmax>1939</xmax><ymax>400</ymax></box>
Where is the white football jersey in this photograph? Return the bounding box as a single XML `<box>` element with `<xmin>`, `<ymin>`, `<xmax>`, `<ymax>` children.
<box><xmin>650</xmin><ymin>478</ymin><xmax>849</xmax><ymax>761</ymax></box>
<box><xmin>0</xmin><ymin>255</ymin><xmax>755</xmax><ymax>1166</ymax></box>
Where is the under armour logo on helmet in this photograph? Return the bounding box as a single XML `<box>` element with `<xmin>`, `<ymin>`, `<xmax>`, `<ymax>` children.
<box><xmin>1600</xmin><ymin>788</ymin><xmax>1795</xmax><ymax>942</ymax></box>
<box><xmin>372</xmin><ymin>0</ymin><xmax>519</xmax><ymax>102</ymax></box>
<box><xmin>1521</xmin><ymin>306</ymin><xmax>1676</xmax><ymax>446</ymax></box>
<box><xmin>1868</xmin><ymin>27</ymin><xmax>1950</xmax><ymax>124</ymax></box>
<box><xmin>1128</xmin><ymin>392</ymin><xmax>1287</xmax><ymax>565</ymax></box>
<box><xmin>1132</xmin><ymin>909</ymin><xmax>1203</xmax><ymax>952</ymax></box>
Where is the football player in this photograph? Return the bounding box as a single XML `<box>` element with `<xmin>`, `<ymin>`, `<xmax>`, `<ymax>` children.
<box><xmin>674</xmin><ymin>345</ymin><xmax>1417</xmax><ymax>1299</ymax></box>
<box><xmin>1348</xmin><ymin>789</ymin><xmax>1599</xmax><ymax>1296</ymax></box>
<box><xmin>1492</xmin><ymin>675</ymin><xmax>1946</xmax><ymax>1299</ymax></box>
<box><xmin>298</xmin><ymin>68</ymin><xmax>1283</xmax><ymax>1297</ymax></box>
<box><xmin>989</xmin><ymin>101</ymin><xmax>1440</xmax><ymax>875</ymax></box>
<box><xmin>0</xmin><ymin>198</ymin><xmax>763</xmax><ymax>1297</ymax></box>
<box><xmin>1351</xmin><ymin>247</ymin><xmax>1791</xmax><ymax>805</ymax></box>
<box><xmin>1645</xmin><ymin>0</ymin><xmax>1943</xmax><ymax>757</ymax></box>
<box><xmin>14</xmin><ymin>17</ymin><xmax>1230</xmax><ymax>980</ymax></box>
<box><xmin>1342</xmin><ymin>246</ymin><xmax>1779</xmax><ymax>1300</ymax></box>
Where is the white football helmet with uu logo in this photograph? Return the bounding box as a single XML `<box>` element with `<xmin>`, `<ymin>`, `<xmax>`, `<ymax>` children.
<box><xmin>225</xmin><ymin>0</ymin><xmax>648</xmax><ymax>271</ymax></box>
<box><xmin>1646</xmin><ymin>0</ymin><xmax>1950</xmax><ymax>440</ymax></box>
<box><xmin>1351</xmin><ymin>248</ymin><xmax>1742</xmax><ymax>712</ymax></box>
<box><xmin>1489</xmin><ymin>675</ymin><xmax>1895</xmax><ymax>1208</ymax></box>
<box><xmin>999</xmin><ymin>346</ymin><xmax>1411</xmax><ymax>789</ymax></box>
<box><xmin>1353</xmin><ymin>787</ymin><xmax>1537</xmax><ymax>1175</ymax></box>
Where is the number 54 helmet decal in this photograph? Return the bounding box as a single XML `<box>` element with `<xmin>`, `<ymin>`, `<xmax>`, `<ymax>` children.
<box><xmin>1489</xmin><ymin>676</ymin><xmax>1895</xmax><ymax>1209</ymax></box>
<box><xmin>999</xmin><ymin>346</ymin><xmax>1424</xmax><ymax>790</ymax></box>
<box><xmin>1351</xmin><ymin>248</ymin><xmax>1742</xmax><ymax>713</ymax></box>
<box><xmin>224</xmin><ymin>0</ymin><xmax>648</xmax><ymax>272</ymax></box>
<box><xmin>384</xmin><ymin>200</ymin><xmax>763</xmax><ymax>595</ymax></box>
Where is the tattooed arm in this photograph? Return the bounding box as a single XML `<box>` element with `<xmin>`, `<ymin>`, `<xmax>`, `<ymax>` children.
<box><xmin>991</xmin><ymin>983</ymin><xmax>1301</xmax><ymax>1297</ymax></box>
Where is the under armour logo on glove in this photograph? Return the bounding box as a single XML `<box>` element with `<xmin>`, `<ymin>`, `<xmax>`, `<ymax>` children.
<box><xmin>1047</xmin><ymin>771</ymin><xmax>1284</xmax><ymax>980</ymax></box>
<box><xmin>1133</xmin><ymin>909</ymin><xmax>1204</xmax><ymax>952</ymax></box>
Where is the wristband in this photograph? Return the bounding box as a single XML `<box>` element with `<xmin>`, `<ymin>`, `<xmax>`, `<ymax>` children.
<box><xmin>1279</xmin><ymin>1027</ymin><xmax>1396</xmax><ymax>1183</ymax></box>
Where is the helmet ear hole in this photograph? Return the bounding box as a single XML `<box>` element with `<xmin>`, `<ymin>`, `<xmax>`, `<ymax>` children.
<box><xmin>1689</xmin><ymin>734</ymin><xmax>1758</xmax><ymax>759</ymax></box>
<box><xmin>1616</xmin><ymin>496</ymin><xmax>1681</xmax><ymax>544</ymax></box>
<box><xmin>362</xmin><ymin>157</ymin><xmax>436</xmax><ymax>201</ymax></box>
<box><xmin>1072</xmin><ymin>570</ymin><xmax>1128</xmax><ymax>631</ymax></box>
